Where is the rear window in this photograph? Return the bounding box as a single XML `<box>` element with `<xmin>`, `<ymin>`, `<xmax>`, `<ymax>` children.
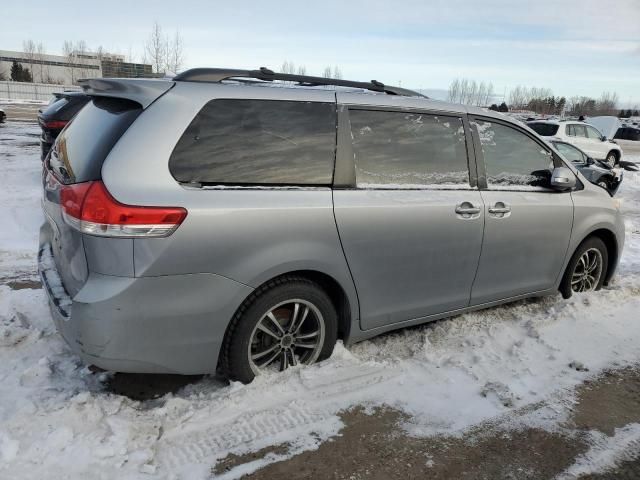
<box><xmin>528</xmin><ymin>123</ymin><xmax>559</xmax><ymax>136</ymax></box>
<box><xmin>44</xmin><ymin>97</ymin><xmax>69</xmax><ymax>115</ymax></box>
<box><xmin>48</xmin><ymin>97</ymin><xmax>141</xmax><ymax>184</ymax></box>
<box><xmin>169</xmin><ymin>99</ymin><xmax>336</xmax><ymax>186</ymax></box>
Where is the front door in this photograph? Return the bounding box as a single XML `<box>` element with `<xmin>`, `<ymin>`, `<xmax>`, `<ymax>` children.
<box><xmin>470</xmin><ymin>117</ymin><xmax>574</xmax><ymax>305</ymax></box>
<box><xmin>333</xmin><ymin>104</ymin><xmax>484</xmax><ymax>330</ymax></box>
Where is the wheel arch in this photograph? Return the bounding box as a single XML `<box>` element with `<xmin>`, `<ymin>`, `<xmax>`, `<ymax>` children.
<box><xmin>231</xmin><ymin>269</ymin><xmax>356</xmax><ymax>345</ymax></box>
<box><xmin>606</xmin><ymin>149</ymin><xmax>620</xmax><ymax>163</ymax></box>
<box><xmin>581</xmin><ymin>228</ymin><xmax>619</xmax><ymax>285</ymax></box>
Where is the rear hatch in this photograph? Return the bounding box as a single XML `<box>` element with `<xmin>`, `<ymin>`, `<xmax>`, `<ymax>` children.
<box><xmin>42</xmin><ymin>97</ymin><xmax>142</xmax><ymax>296</ymax></box>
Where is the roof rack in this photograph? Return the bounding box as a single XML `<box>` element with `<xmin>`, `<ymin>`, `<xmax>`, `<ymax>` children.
<box><xmin>173</xmin><ymin>67</ymin><xmax>426</xmax><ymax>98</ymax></box>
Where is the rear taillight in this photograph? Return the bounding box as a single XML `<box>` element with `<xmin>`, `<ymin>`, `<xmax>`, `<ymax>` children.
<box><xmin>43</xmin><ymin>120</ymin><xmax>69</xmax><ymax>129</ymax></box>
<box><xmin>60</xmin><ymin>181</ymin><xmax>187</xmax><ymax>237</ymax></box>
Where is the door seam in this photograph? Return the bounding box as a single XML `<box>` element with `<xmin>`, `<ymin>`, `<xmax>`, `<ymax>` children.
<box><xmin>468</xmin><ymin>189</ymin><xmax>487</xmax><ymax>307</ymax></box>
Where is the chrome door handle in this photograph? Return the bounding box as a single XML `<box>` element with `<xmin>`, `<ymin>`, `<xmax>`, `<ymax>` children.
<box><xmin>488</xmin><ymin>206</ymin><xmax>511</xmax><ymax>214</ymax></box>
<box><xmin>455</xmin><ymin>203</ymin><xmax>481</xmax><ymax>215</ymax></box>
<box><xmin>488</xmin><ymin>202</ymin><xmax>511</xmax><ymax>215</ymax></box>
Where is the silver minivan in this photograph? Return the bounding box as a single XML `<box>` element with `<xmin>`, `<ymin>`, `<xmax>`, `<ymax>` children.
<box><xmin>39</xmin><ymin>68</ymin><xmax>625</xmax><ymax>383</ymax></box>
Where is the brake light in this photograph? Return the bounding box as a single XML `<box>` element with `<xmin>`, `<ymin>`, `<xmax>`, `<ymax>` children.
<box><xmin>43</xmin><ymin>120</ymin><xmax>68</xmax><ymax>129</ymax></box>
<box><xmin>60</xmin><ymin>181</ymin><xmax>187</xmax><ymax>237</ymax></box>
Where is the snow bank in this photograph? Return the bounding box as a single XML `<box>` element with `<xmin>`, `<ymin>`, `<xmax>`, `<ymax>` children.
<box><xmin>1</xmin><ymin>125</ymin><xmax>640</xmax><ymax>479</ymax></box>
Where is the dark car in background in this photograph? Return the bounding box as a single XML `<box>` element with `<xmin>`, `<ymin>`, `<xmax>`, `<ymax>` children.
<box><xmin>38</xmin><ymin>91</ymin><xmax>90</xmax><ymax>160</ymax></box>
<box><xmin>614</xmin><ymin>126</ymin><xmax>640</xmax><ymax>141</ymax></box>
<box><xmin>0</xmin><ymin>108</ymin><xmax>6</xmax><ymax>123</ymax></box>
<box><xmin>549</xmin><ymin>140</ymin><xmax>622</xmax><ymax>195</ymax></box>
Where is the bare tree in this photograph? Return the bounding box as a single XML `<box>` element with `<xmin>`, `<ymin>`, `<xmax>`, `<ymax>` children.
<box><xmin>62</xmin><ymin>40</ymin><xmax>77</xmax><ymax>83</ymax></box>
<box><xmin>22</xmin><ymin>40</ymin><xmax>37</xmax><ymax>82</ymax></box>
<box><xmin>322</xmin><ymin>66</ymin><xmax>332</xmax><ymax>78</ymax></box>
<box><xmin>281</xmin><ymin>60</ymin><xmax>296</xmax><ymax>74</ymax></box>
<box><xmin>74</xmin><ymin>40</ymin><xmax>90</xmax><ymax>79</ymax></box>
<box><xmin>36</xmin><ymin>42</ymin><xmax>49</xmax><ymax>83</ymax></box>
<box><xmin>333</xmin><ymin>66</ymin><xmax>342</xmax><ymax>79</ymax></box>
<box><xmin>597</xmin><ymin>91</ymin><xmax>619</xmax><ymax>115</ymax></box>
<box><xmin>145</xmin><ymin>22</ymin><xmax>166</xmax><ymax>74</ymax></box>
<box><xmin>297</xmin><ymin>65</ymin><xmax>306</xmax><ymax>76</ymax></box>
<box><xmin>448</xmin><ymin>77</ymin><xmax>494</xmax><ymax>106</ymax></box>
<box><xmin>165</xmin><ymin>30</ymin><xmax>185</xmax><ymax>74</ymax></box>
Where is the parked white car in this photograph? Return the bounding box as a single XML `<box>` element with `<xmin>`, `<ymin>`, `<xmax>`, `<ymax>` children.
<box><xmin>528</xmin><ymin>120</ymin><xmax>622</xmax><ymax>166</ymax></box>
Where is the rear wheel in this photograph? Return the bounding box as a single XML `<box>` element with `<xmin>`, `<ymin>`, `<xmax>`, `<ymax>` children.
<box><xmin>559</xmin><ymin>237</ymin><xmax>608</xmax><ymax>299</ymax></box>
<box><xmin>221</xmin><ymin>276</ymin><xmax>338</xmax><ymax>383</ymax></box>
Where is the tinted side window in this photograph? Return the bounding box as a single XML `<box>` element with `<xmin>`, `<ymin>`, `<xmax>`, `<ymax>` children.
<box><xmin>473</xmin><ymin>120</ymin><xmax>554</xmax><ymax>188</ymax></box>
<box><xmin>567</xmin><ymin>124</ymin><xmax>587</xmax><ymax>138</ymax></box>
<box><xmin>348</xmin><ymin>110</ymin><xmax>470</xmax><ymax>188</ymax></box>
<box><xmin>169</xmin><ymin>99</ymin><xmax>336</xmax><ymax>185</ymax></box>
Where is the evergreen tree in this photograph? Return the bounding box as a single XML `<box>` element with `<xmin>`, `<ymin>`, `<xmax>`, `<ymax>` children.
<box><xmin>618</xmin><ymin>109</ymin><xmax>626</xmax><ymax>118</ymax></box>
<box><xmin>625</xmin><ymin>109</ymin><xmax>633</xmax><ymax>118</ymax></box>
<box><xmin>22</xmin><ymin>67</ymin><xmax>33</xmax><ymax>82</ymax></box>
<box><xmin>635</xmin><ymin>110</ymin><xmax>639</xmax><ymax>117</ymax></box>
<box><xmin>489</xmin><ymin>104</ymin><xmax>499</xmax><ymax>111</ymax></box>
<box><xmin>498</xmin><ymin>102</ymin><xmax>509</xmax><ymax>112</ymax></box>
<box><xmin>9</xmin><ymin>61</ymin><xmax>33</xmax><ymax>82</ymax></box>
<box><xmin>10</xmin><ymin>61</ymin><xmax>23</xmax><ymax>81</ymax></box>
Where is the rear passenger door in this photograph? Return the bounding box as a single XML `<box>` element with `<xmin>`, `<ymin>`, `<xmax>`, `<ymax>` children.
<box><xmin>566</xmin><ymin>124</ymin><xmax>592</xmax><ymax>155</ymax></box>
<box><xmin>333</xmin><ymin>99</ymin><xmax>484</xmax><ymax>330</ymax></box>
<box><xmin>469</xmin><ymin>117</ymin><xmax>573</xmax><ymax>305</ymax></box>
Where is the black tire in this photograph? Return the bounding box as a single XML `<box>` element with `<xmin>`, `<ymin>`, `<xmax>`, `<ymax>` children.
<box><xmin>597</xmin><ymin>179</ymin><xmax>609</xmax><ymax>190</ymax></box>
<box><xmin>220</xmin><ymin>276</ymin><xmax>338</xmax><ymax>383</ymax></box>
<box><xmin>605</xmin><ymin>151</ymin><xmax>618</xmax><ymax>167</ymax></box>
<box><xmin>559</xmin><ymin>237</ymin><xmax>608</xmax><ymax>299</ymax></box>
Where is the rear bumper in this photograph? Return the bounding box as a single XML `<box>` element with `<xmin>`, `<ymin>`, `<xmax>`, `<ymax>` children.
<box><xmin>38</xmin><ymin>242</ymin><xmax>253</xmax><ymax>374</ymax></box>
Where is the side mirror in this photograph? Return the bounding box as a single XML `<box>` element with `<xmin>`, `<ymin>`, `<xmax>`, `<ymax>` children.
<box><xmin>550</xmin><ymin>167</ymin><xmax>577</xmax><ymax>190</ymax></box>
<box><xmin>601</xmin><ymin>136</ymin><xmax>607</xmax><ymax>142</ymax></box>
<box><xmin>586</xmin><ymin>157</ymin><xmax>595</xmax><ymax>165</ymax></box>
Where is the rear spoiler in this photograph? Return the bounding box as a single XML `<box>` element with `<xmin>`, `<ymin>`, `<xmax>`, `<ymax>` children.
<box><xmin>77</xmin><ymin>78</ymin><xmax>175</xmax><ymax>109</ymax></box>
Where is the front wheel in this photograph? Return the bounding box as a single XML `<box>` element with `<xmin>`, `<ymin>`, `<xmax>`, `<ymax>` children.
<box><xmin>221</xmin><ymin>276</ymin><xmax>338</xmax><ymax>383</ymax></box>
<box><xmin>559</xmin><ymin>237</ymin><xmax>608</xmax><ymax>299</ymax></box>
<box><xmin>605</xmin><ymin>152</ymin><xmax>618</xmax><ymax>168</ymax></box>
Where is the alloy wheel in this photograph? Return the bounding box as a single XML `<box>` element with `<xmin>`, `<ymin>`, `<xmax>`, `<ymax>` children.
<box><xmin>571</xmin><ymin>248</ymin><xmax>603</xmax><ymax>292</ymax></box>
<box><xmin>248</xmin><ymin>299</ymin><xmax>325</xmax><ymax>375</ymax></box>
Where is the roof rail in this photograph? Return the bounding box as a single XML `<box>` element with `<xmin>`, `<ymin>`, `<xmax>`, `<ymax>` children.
<box><xmin>173</xmin><ymin>67</ymin><xmax>426</xmax><ymax>98</ymax></box>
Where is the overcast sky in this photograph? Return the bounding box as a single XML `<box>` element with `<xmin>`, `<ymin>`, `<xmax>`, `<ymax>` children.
<box><xmin>3</xmin><ymin>0</ymin><xmax>640</xmax><ymax>105</ymax></box>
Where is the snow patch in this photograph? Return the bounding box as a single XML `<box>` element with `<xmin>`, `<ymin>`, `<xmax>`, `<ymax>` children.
<box><xmin>556</xmin><ymin>424</ymin><xmax>640</xmax><ymax>479</ymax></box>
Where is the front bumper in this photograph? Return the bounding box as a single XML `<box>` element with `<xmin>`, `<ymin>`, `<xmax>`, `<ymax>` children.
<box><xmin>38</xmin><ymin>243</ymin><xmax>253</xmax><ymax>374</ymax></box>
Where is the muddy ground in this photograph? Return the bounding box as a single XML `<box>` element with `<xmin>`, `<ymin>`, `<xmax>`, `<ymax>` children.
<box><xmin>214</xmin><ymin>368</ymin><xmax>640</xmax><ymax>479</ymax></box>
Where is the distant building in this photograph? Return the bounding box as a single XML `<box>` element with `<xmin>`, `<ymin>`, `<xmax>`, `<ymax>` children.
<box><xmin>99</xmin><ymin>53</ymin><xmax>153</xmax><ymax>78</ymax></box>
<box><xmin>0</xmin><ymin>49</ymin><xmax>153</xmax><ymax>85</ymax></box>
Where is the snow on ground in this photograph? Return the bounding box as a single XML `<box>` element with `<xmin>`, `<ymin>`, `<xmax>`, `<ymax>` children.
<box><xmin>556</xmin><ymin>423</ymin><xmax>640</xmax><ymax>479</ymax></box>
<box><xmin>1</xmin><ymin>122</ymin><xmax>640</xmax><ymax>478</ymax></box>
